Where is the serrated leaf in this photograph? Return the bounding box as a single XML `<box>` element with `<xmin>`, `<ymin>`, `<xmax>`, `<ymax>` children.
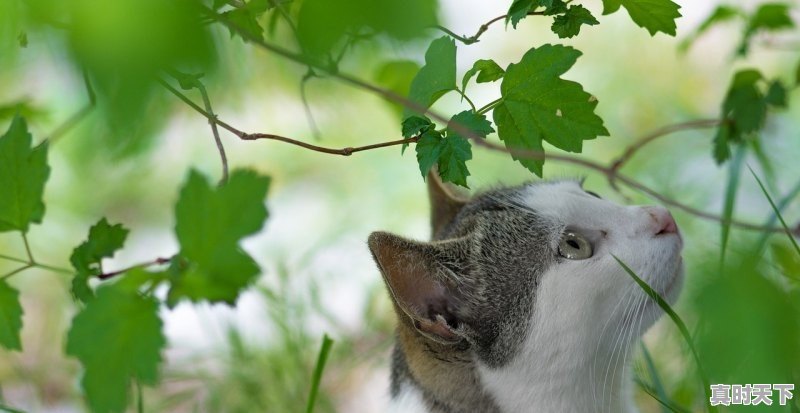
<box><xmin>0</xmin><ymin>281</ymin><xmax>23</xmax><ymax>351</ymax></box>
<box><xmin>493</xmin><ymin>44</ymin><xmax>608</xmax><ymax>176</ymax></box>
<box><xmin>402</xmin><ymin>116</ymin><xmax>434</xmax><ymax>138</ymax></box>
<box><xmin>69</xmin><ymin>218</ymin><xmax>130</xmax><ymax>302</ymax></box>
<box><xmin>437</xmin><ymin>135</ymin><xmax>472</xmax><ymax>188</ymax></box>
<box><xmin>415</xmin><ymin>130</ymin><xmax>444</xmax><ymax>178</ymax></box>
<box><xmin>765</xmin><ymin>80</ymin><xmax>788</xmax><ymax>108</ymax></box>
<box><xmin>551</xmin><ymin>5</ymin><xmax>599</xmax><ymax>39</ymax></box>
<box><xmin>297</xmin><ymin>0</ymin><xmax>437</xmax><ymax>55</ymax></box>
<box><xmin>223</xmin><ymin>7</ymin><xmax>264</xmax><ymax>41</ymax></box>
<box><xmin>448</xmin><ymin>111</ymin><xmax>494</xmax><ymax>139</ymax></box>
<box><xmin>507</xmin><ymin>0</ymin><xmax>535</xmax><ymax>28</ymax></box>
<box><xmin>404</xmin><ymin>36</ymin><xmax>457</xmax><ymax>118</ymax></box>
<box><xmin>461</xmin><ymin>59</ymin><xmax>505</xmax><ymax>95</ymax></box>
<box><xmin>169</xmin><ymin>169</ymin><xmax>270</xmax><ymax>306</ymax></box>
<box><xmin>602</xmin><ymin>0</ymin><xmax>682</xmax><ymax>36</ymax></box>
<box><xmin>0</xmin><ymin>115</ymin><xmax>50</xmax><ymax>233</ymax></box>
<box><xmin>66</xmin><ymin>282</ymin><xmax>165</xmax><ymax>413</ymax></box>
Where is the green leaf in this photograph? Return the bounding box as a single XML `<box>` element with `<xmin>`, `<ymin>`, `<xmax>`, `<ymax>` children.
<box><xmin>69</xmin><ymin>218</ymin><xmax>130</xmax><ymax>303</ymax></box>
<box><xmin>680</xmin><ymin>6</ymin><xmax>742</xmax><ymax>51</ymax></box>
<box><xmin>297</xmin><ymin>0</ymin><xmax>437</xmax><ymax>55</ymax></box>
<box><xmin>551</xmin><ymin>5</ymin><xmax>599</xmax><ymax>39</ymax></box>
<box><xmin>66</xmin><ymin>282</ymin><xmax>165</xmax><ymax>413</ymax></box>
<box><xmin>0</xmin><ymin>115</ymin><xmax>49</xmax><ymax>233</ymax></box>
<box><xmin>437</xmin><ymin>135</ymin><xmax>472</xmax><ymax>188</ymax></box>
<box><xmin>493</xmin><ymin>44</ymin><xmax>609</xmax><ymax>176</ymax></box>
<box><xmin>0</xmin><ymin>281</ymin><xmax>23</xmax><ymax>351</ymax></box>
<box><xmin>447</xmin><ymin>111</ymin><xmax>494</xmax><ymax>139</ymax></box>
<box><xmin>739</xmin><ymin>3</ymin><xmax>795</xmax><ymax>55</ymax></box>
<box><xmin>507</xmin><ymin>0</ymin><xmax>535</xmax><ymax>28</ymax></box>
<box><xmin>602</xmin><ymin>0</ymin><xmax>682</xmax><ymax>36</ymax></box>
<box><xmin>402</xmin><ymin>116</ymin><xmax>434</xmax><ymax>138</ymax></box>
<box><xmin>772</xmin><ymin>241</ymin><xmax>800</xmax><ymax>280</ymax></box>
<box><xmin>714</xmin><ymin>70</ymin><xmax>769</xmax><ymax>163</ymax></box>
<box><xmin>461</xmin><ymin>59</ymin><xmax>505</xmax><ymax>94</ymax></box>
<box><xmin>222</xmin><ymin>7</ymin><xmax>264</xmax><ymax>42</ymax></box>
<box><xmin>375</xmin><ymin>60</ymin><xmax>421</xmax><ymax>116</ymax></box>
<box><xmin>712</xmin><ymin>122</ymin><xmax>733</xmax><ymax>164</ymax></box>
<box><xmin>415</xmin><ymin>130</ymin><xmax>444</xmax><ymax>178</ymax></box>
<box><xmin>168</xmin><ymin>169</ymin><xmax>270</xmax><ymax>306</ymax></box>
<box><xmin>765</xmin><ymin>80</ymin><xmax>788</xmax><ymax>108</ymax></box>
<box><xmin>404</xmin><ymin>36</ymin><xmax>457</xmax><ymax>118</ymax></box>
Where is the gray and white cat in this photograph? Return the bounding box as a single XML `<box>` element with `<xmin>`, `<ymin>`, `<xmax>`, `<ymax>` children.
<box><xmin>368</xmin><ymin>173</ymin><xmax>684</xmax><ymax>413</ymax></box>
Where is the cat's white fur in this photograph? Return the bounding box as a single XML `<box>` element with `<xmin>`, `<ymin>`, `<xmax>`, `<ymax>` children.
<box><xmin>389</xmin><ymin>181</ymin><xmax>684</xmax><ymax>412</ymax></box>
<box><xmin>479</xmin><ymin>182</ymin><xmax>684</xmax><ymax>413</ymax></box>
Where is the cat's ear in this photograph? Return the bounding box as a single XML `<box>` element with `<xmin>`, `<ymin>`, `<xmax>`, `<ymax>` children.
<box><xmin>427</xmin><ymin>169</ymin><xmax>468</xmax><ymax>237</ymax></box>
<box><xmin>368</xmin><ymin>231</ymin><xmax>468</xmax><ymax>345</ymax></box>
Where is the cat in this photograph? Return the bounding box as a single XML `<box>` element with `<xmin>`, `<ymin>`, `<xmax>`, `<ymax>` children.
<box><xmin>368</xmin><ymin>172</ymin><xmax>684</xmax><ymax>413</ymax></box>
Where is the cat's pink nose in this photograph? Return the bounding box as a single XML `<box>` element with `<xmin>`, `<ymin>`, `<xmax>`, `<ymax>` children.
<box><xmin>644</xmin><ymin>206</ymin><xmax>678</xmax><ymax>236</ymax></box>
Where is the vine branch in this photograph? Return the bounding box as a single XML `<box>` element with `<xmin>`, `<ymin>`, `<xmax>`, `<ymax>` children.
<box><xmin>98</xmin><ymin>257</ymin><xmax>172</xmax><ymax>280</ymax></box>
<box><xmin>185</xmin><ymin>6</ymin><xmax>800</xmax><ymax>236</ymax></box>
<box><xmin>435</xmin><ymin>11</ymin><xmax>545</xmax><ymax>45</ymax></box>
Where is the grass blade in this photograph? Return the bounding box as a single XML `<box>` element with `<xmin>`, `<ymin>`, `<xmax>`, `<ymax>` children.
<box><xmin>749</xmin><ymin>166</ymin><xmax>800</xmax><ymax>257</ymax></box>
<box><xmin>720</xmin><ymin>145</ymin><xmax>746</xmax><ymax>265</ymax></box>
<box><xmin>755</xmin><ymin>177</ymin><xmax>800</xmax><ymax>253</ymax></box>
<box><xmin>0</xmin><ymin>404</ymin><xmax>26</xmax><ymax>413</ymax></box>
<box><xmin>640</xmin><ymin>341</ymin><xmax>671</xmax><ymax>413</ymax></box>
<box><xmin>305</xmin><ymin>333</ymin><xmax>334</xmax><ymax>413</ymax></box>
<box><xmin>633</xmin><ymin>376</ymin><xmax>691</xmax><ymax>413</ymax></box>
<box><xmin>613</xmin><ymin>255</ymin><xmax>715</xmax><ymax>413</ymax></box>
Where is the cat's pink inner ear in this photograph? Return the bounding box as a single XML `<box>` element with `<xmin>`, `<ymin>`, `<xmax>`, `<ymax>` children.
<box><xmin>427</xmin><ymin>169</ymin><xmax>467</xmax><ymax>237</ymax></box>
<box><xmin>368</xmin><ymin>232</ymin><xmax>461</xmax><ymax>344</ymax></box>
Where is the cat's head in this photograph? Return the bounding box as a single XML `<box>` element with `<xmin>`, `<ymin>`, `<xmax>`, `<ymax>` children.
<box><xmin>368</xmin><ymin>173</ymin><xmax>683</xmax><ymax>369</ymax></box>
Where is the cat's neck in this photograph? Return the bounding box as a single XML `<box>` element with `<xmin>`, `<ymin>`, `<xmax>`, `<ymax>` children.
<box><xmin>392</xmin><ymin>320</ymin><xmax>637</xmax><ymax>413</ymax></box>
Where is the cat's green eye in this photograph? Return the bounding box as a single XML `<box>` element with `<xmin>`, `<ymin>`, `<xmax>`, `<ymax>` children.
<box><xmin>558</xmin><ymin>232</ymin><xmax>593</xmax><ymax>260</ymax></box>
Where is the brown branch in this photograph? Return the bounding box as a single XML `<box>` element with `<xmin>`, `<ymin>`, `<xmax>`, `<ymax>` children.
<box><xmin>98</xmin><ymin>257</ymin><xmax>172</xmax><ymax>280</ymax></box>
<box><xmin>185</xmin><ymin>6</ymin><xmax>799</xmax><ymax>236</ymax></box>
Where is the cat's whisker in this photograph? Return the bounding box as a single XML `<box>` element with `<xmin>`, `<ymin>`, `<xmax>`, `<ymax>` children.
<box><xmin>601</xmin><ymin>286</ymin><xmax>640</xmax><ymax>411</ymax></box>
<box><xmin>591</xmin><ymin>283</ymin><xmax>637</xmax><ymax>408</ymax></box>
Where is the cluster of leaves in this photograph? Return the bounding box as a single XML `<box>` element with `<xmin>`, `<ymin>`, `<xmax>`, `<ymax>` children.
<box><xmin>0</xmin><ymin>115</ymin><xmax>272</xmax><ymax>412</ymax></box>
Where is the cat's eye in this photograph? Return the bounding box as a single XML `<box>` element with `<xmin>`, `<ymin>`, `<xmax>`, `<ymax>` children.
<box><xmin>558</xmin><ymin>232</ymin><xmax>593</xmax><ymax>260</ymax></box>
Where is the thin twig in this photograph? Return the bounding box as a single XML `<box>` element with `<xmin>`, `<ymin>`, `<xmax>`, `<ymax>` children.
<box><xmin>0</xmin><ymin>253</ymin><xmax>28</xmax><ymax>265</ymax></box>
<box><xmin>1</xmin><ymin>265</ymin><xmax>32</xmax><ymax>281</ymax></box>
<box><xmin>21</xmin><ymin>233</ymin><xmax>33</xmax><ymax>263</ymax></box>
<box><xmin>194</xmin><ymin>5</ymin><xmax>799</xmax><ymax>235</ymax></box>
<box><xmin>435</xmin><ymin>11</ymin><xmax>544</xmax><ymax>45</ymax></box>
<box><xmin>300</xmin><ymin>70</ymin><xmax>322</xmax><ymax>140</ymax></box>
<box><xmin>98</xmin><ymin>257</ymin><xmax>172</xmax><ymax>280</ymax></box>
<box><xmin>195</xmin><ymin>80</ymin><xmax>229</xmax><ymax>184</ymax></box>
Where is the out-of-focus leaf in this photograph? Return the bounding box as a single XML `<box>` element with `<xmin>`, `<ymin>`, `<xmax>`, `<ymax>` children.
<box><xmin>168</xmin><ymin>169</ymin><xmax>270</xmax><ymax>306</ymax></box>
<box><xmin>772</xmin><ymin>241</ymin><xmax>800</xmax><ymax>280</ymax></box>
<box><xmin>69</xmin><ymin>218</ymin><xmax>130</xmax><ymax>303</ymax></box>
<box><xmin>0</xmin><ymin>116</ymin><xmax>49</xmax><ymax>233</ymax></box>
<box><xmin>680</xmin><ymin>6</ymin><xmax>742</xmax><ymax>51</ymax></box>
<box><xmin>296</xmin><ymin>0</ymin><xmax>437</xmax><ymax>55</ymax></box>
<box><xmin>404</xmin><ymin>36</ymin><xmax>457</xmax><ymax>119</ymax></box>
<box><xmin>713</xmin><ymin>70</ymin><xmax>766</xmax><ymax>163</ymax></box>
<box><xmin>601</xmin><ymin>0</ymin><xmax>682</xmax><ymax>36</ymax></box>
<box><xmin>0</xmin><ymin>100</ymin><xmax>48</xmax><ymax>123</ymax></box>
<box><xmin>765</xmin><ymin>80</ymin><xmax>788</xmax><ymax>108</ymax></box>
<box><xmin>0</xmin><ymin>280</ymin><xmax>23</xmax><ymax>351</ymax></box>
<box><xmin>493</xmin><ymin>44</ymin><xmax>608</xmax><ymax>176</ymax></box>
<box><xmin>375</xmin><ymin>60</ymin><xmax>421</xmax><ymax>116</ymax></box>
<box><xmin>66</xmin><ymin>282</ymin><xmax>165</xmax><ymax>413</ymax></box>
<box><xmin>739</xmin><ymin>3</ymin><xmax>795</xmax><ymax>55</ymax></box>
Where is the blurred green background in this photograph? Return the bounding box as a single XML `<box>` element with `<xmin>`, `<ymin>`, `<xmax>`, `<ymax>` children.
<box><xmin>0</xmin><ymin>0</ymin><xmax>799</xmax><ymax>412</ymax></box>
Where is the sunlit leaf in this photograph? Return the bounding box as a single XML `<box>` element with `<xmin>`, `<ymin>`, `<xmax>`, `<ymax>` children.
<box><xmin>404</xmin><ymin>36</ymin><xmax>457</xmax><ymax>118</ymax></box>
<box><xmin>601</xmin><ymin>0</ymin><xmax>682</xmax><ymax>36</ymax></box>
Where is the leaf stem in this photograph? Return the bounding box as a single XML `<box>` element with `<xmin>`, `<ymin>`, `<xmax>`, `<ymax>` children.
<box><xmin>98</xmin><ymin>257</ymin><xmax>173</xmax><ymax>280</ymax></box>
<box><xmin>1</xmin><ymin>265</ymin><xmax>32</xmax><ymax>281</ymax></box>
<box><xmin>21</xmin><ymin>233</ymin><xmax>33</xmax><ymax>263</ymax></box>
<box><xmin>455</xmin><ymin>88</ymin><xmax>478</xmax><ymax>113</ymax></box>
<box><xmin>434</xmin><ymin>11</ymin><xmax>545</xmax><ymax>45</ymax></box>
<box><xmin>476</xmin><ymin>98</ymin><xmax>503</xmax><ymax>115</ymax></box>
